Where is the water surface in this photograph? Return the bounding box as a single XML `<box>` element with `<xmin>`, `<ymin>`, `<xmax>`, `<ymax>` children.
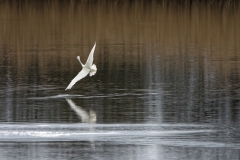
<box><xmin>0</xmin><ymin>1</ymin><xmax>240</xmax><ymax>160</ymax></box>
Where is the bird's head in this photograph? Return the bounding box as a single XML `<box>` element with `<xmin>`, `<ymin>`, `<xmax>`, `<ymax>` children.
<box><xmin>77</xmin><ymin>56</ymin><xmax>80</xmax><ymax>61</ymax></box>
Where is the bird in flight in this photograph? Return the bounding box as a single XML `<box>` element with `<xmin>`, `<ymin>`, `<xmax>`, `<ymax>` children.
<box><xmin>65</xmin><ymin>42</ymin><xmax>97</xmax><ymax>90</ymax></box>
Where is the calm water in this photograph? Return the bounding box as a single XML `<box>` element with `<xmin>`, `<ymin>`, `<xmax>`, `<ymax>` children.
<box><xmin>0</xmin><ymin>1</ymin><xmax>240</xmax><ymax>160</ymax></box>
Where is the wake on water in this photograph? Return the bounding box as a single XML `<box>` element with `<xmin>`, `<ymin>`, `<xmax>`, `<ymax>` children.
<box><xmin>27</xmin><ymin>92</ymin><xmax>160</xmax><ymax>100</ymax></box>
<box><xmin>0</xmin><ymin>123</ymin><xmax>213</xmax><ymax>142</ymax></box>
<box><xmin>0</xmin><ymin>123</ymin><xmax>239</xmax><ymax>149</ymax></box>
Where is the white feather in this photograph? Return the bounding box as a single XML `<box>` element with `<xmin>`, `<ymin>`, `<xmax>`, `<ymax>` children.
<box><xmin>65</xmin><ymin>42</ymin><xmax>97</xmax><ymax>90</ymax></box>
<box><xmin>89</xmin><ymin>64</ymin><xmax>97</xmax><ymax>77</ymax></box>
<box><xmin>85</xmin><ymin>42</ymin><xmax>96</xmax><ymax>69</ymax></box>
<box><xmin>65</xmin><ymin>68</ymin><xmax>90</xmax><ymax>90</ymax></box>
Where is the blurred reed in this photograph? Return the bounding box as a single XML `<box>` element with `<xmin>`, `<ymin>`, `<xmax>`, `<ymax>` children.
<box><xmin>0</xmin><ymin>0</ymin><xmax>239</xmax><ymax>79</ymax></box>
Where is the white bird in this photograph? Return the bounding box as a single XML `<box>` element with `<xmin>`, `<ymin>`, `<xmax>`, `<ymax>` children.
<box><xmin>65</xmin><ymin>42</ymin><xmax>97</xmax><ymax>90</ymax></box>
<box><xmin>65</xmin><ymin>98</ymin><xmax>97</xmax><ymax>123</ymax></box>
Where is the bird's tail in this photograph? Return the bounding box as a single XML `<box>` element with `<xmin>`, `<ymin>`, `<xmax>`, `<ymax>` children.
<box><xmin>91</xmin><ymin>64</ymin><xmax>97</xmax><ymax>71</ymax></box>
<box><xmin>89</xmin><ymin>64</ymin><xmax>97</xmax><ymax>76</ymax></box>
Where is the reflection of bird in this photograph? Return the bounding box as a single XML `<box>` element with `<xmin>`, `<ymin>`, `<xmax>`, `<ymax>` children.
<box><xmin>65</xmin><ymin>42</ymin><xmax>97</xmax><ymax>90</ymax></box>
<box><xmin>66</xmin><ymin>98</ymin><xmax>97</xmax><ymax>123</ymax></box>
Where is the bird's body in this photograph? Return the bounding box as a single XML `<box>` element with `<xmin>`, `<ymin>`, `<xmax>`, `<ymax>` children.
<box><xmin>65</xmin><ymin>43</ymin><xmax>97</xmax><ymax>90</ymax></box>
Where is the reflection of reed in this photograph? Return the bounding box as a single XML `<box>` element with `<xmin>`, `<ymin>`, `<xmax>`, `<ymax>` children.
<box><xmin>66</xmin><ymin>99</ymin><xmax>96</xmax><ymax>123</ymax></box>
<box><xmin>0</xmin><ymin>1</ymin><xmax>239</xmax><ymax>124</ymax></box>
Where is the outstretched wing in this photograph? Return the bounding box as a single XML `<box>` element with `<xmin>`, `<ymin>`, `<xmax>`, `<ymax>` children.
<box><xmin>85</xmin><ymin>42</ymin><xmax>96</xmax><ymax>68</ymax></box>
<box><xmin>65</xmin><ymin>68</ymin><xmax>90</xmax><ymax>90</ymax></box>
